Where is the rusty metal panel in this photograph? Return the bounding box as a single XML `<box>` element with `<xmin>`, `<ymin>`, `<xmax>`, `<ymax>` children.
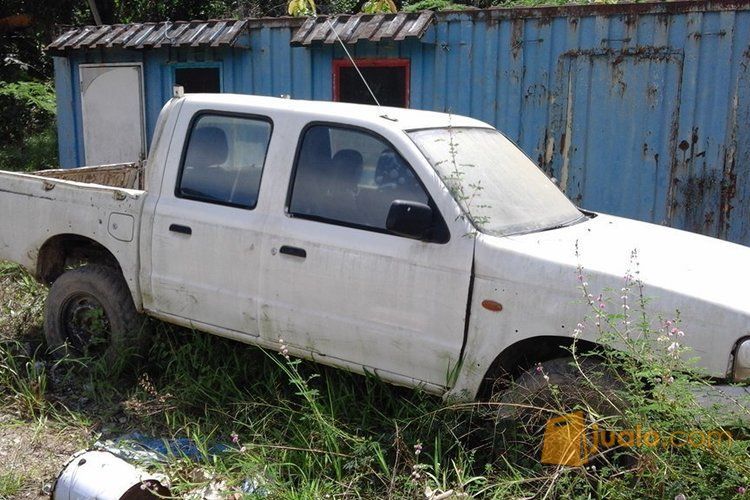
<box><xmin>552</xmin><ymin>49</ymin><xmax>684</xmax><ymax>223</ymax></box>
<box><xmin>152</xmin><ymin>23</ymin><xmax>190</xmax><ymax>48</ymax></box>
<box><xmin>73</xmin><ymin>25</ymin><xmax>110</xmax><ymax>49</ymax></box>
<box><xmin>289</xmin><ymin>12</ymin><xmax>435</xmax><ymax>46</ymax></box>
<box><xmin>406</xmin><ymin>3</ymin><xmax>750</xmax><ymax>246</ymax></box>
<box><xmin>33</xmin><ymin>163</ymin><xmax>143</xmax><ymax>190</ymax></box>
<box><xmin>47</xmin><ymin>20</ymin><xmax>248</xmax><ymax>52</ymax></box>
<box><xmin>136</xmin><ymin>23</ymin><xmax>172</xmax><ymax>48</ymax></box>
<box><xmin>59</xmin><ymin>26</ymin><xmax>97</xmax><ymax>50</ymax></box>
<box><xmin>396</xmin><ymin>11</ymin><xmax>433</xmax><ymax>40</ymax></box>
<box><xmin>90</xmin><ymin>25</ymin><xmax>127</xmax><ymax>48</ymax></box>
<box><xmin>106</xmin><ymin>23</ymin><xmax>142</xmax><ymax>47</ymax></box>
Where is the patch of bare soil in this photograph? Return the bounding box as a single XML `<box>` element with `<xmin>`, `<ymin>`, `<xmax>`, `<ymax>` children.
<box><xmin>0</xmin><ymin>413</ymin><xmax>89</xmax><ymax>499</ymax></box>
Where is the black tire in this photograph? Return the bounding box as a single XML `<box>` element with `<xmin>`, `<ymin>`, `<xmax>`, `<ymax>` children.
<box><xmin>44</xmin><ymin>264</ymin><xmax>147</xmax><ymax>366</ymax></box>
<box><xmin>493</xmin><ymin>356</ymin><xmax>626</xmax><ymax>426</ymax></box>
<box><xmin>494</xmin><ymin>357</ymin><xmax>634</xmax><ymax>467</ymax></box>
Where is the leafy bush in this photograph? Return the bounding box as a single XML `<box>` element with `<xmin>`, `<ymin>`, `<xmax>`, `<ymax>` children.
<box><xmin>403</xmin><ymin>0</ymin><xmax>470</xmax><ymax>11</ymax></box>
<box><xmin>0</xmin><ymin>81</ymin><xmax>57</xmax><ymax>172</ymax></box>
<box><xmin>362</xmin><ymin>0</ymin><xmax>398</xmax><ymax>13</ymax></box>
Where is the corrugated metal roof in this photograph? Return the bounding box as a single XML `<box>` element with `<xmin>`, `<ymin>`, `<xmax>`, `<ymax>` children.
<box><xmin>290</xmin><ymin>11</ymin><xmax>434</xmax><ymax>46</ymax></box>
<box><xmin>47</xmin><ymin>19</ymin><xmax>248</xmax><ymax>52</ymax></box>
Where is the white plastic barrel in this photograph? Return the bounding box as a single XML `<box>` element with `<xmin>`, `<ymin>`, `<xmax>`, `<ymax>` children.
<box><xmin>52</xmin><ymin>450</ymin><xmax>170</xmax><ymax>500</ymax></box>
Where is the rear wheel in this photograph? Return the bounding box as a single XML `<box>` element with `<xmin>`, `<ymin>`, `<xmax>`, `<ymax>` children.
<box><xmin>44</xmin><ymin>265</ymin><xmax>147</xmax><ymax>366</ymax></box>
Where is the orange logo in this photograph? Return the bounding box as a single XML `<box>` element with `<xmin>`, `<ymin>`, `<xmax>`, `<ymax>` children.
<box><xmin>541</xmin><ymin>411</ymin><xmax>734</xmax><ymax>465</ymax></box>
<box><xmin>541</xmin><ymin>411</ymin><xmax>590</xmax><ymax>466</ymax></box>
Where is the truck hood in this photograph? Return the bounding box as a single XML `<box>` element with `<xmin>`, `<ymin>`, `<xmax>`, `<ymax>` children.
<box><xmin>474</xmin><ymin>213</ymin><xmax>750</xmax><ymax>376</ymax></box>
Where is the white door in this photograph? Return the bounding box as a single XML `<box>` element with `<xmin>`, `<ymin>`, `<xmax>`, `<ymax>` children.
<box><xmin>80</xmin><ymin>64</ymin><xmax>145</xmax><ymax>165</ymax></box>
<box><xmin>259</xmin><ymin>124</ymin><xmax>474</xmax><ymax>389</ymax></box>
<box><xmin>149</xmin><ymin>111</ymin><xmax>273</xmax><ymax>337</ymax></box>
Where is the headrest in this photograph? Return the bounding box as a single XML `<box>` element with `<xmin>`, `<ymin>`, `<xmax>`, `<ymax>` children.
<box><xmin>185</xmin><ymin>126</ymin><xmax>228</xmax><ymax>168</ymax></box>
<box><xmin>332</xmin><ymin>149</ymin><xmax>363</xmax><ymax>168</ymax></box>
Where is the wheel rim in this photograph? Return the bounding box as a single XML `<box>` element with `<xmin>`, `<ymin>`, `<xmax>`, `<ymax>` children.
<box><xmin>60</xmin><ymin>293</ymin><xmax>111</xmax><ymax>357</ymax></box>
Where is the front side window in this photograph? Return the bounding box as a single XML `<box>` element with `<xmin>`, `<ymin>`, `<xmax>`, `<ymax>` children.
<box><xmin>289</xmin><ymin>125</ymin><xmax>430</xmax><ymax>231</ymax></box>
<box><xmin>178</xmin><ymin>114</ymin><xmax>272</xmax><ymax>209</ymax></box>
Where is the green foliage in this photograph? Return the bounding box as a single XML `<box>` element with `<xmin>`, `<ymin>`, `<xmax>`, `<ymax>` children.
<box><xmin>403</xmin><ymin>0</ymin><xmax>469</xmax><ymax>12</ymax></box>
<box><xmin>361</xmin><ymin>0</ymin><xmax>398</xmax><ymax>13</ymax></box>
<box><xmin>0</xmin><ymin>82</ymin><xmax>55</xmax><ymax>116</ymax></box>
<box><xmin>327</xmin><ymin>0</ymin><xmax>360</xmax><ymax>13</ymax></box>
<box><xmin>0</xmin><ymin>472</ymin><xmax>23</xmax><ymax>498</ymax></box>
<box><xmin>287</xmin><ymin>0</ymin><xmax>317</xmax><ymax>17</ymax></box>
<box><xmin>0</xmin><ymin>1</ymin><xmax>89</xmax><ymax>82</ymax></box>
<box><xmin>111</xmin><ymin>0</ymin><xmax>241</xmax><ymax>23</ymax></box>
<box><xmin>0</xmin><ymin>81</ymin><xmax>57</xmax><ymax>172</ymax></box>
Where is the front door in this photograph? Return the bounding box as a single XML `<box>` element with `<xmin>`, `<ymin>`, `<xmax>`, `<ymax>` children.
<box><xmin>259</xmin><ymin>124</ymin><xmax>474</xmax><ymax>389</ymax></box>
<box><xmin>150</xmin><ymin>111</ymin><xmax>272</xmax><ymax>336</ymax></box>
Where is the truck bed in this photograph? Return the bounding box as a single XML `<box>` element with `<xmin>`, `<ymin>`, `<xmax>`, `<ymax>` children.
<box><xmin>30</xmin><ymin>162</ymin><xmax>144</xmax><ymax>190</ymax></box>
<box><xmin>0</xmin><ymin>164</ymin><xmax>146</xmax><ymax>300</ymax></box>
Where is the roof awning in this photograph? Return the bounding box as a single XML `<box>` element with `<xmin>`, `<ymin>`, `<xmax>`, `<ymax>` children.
<box><xmin>47</xmin><ymin>12</ymin><xmax>436</xmax><ymax>53</ymax></box>
<box><xmin>47</xmin><ymin>19</ymin><xmax>248</xmax><ymax>52</ymax></box>
<box><xmin>290</xmin><ymin>11</ymin><xmax>434</xmax><ymax>46</ymax></box>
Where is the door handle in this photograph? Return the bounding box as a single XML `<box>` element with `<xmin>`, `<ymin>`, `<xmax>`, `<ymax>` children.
<box><xmin>279</xmin><ymin>245</ymin><xmax>306</xmax><ymax>259</ymax></box>
<box><xmin>169</xmin><ymin>224</ymin><xmax>192</xmax><ymax>235</ymax></box>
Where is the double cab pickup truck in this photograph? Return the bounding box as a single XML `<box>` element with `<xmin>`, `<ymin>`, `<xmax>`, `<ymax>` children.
<box><xmin>1</xmin><ymin>94</ymin><xmax>749</xmax><ymax>406</ymax></box>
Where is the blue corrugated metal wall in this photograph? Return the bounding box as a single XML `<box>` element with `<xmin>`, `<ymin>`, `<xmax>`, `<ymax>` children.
<box><xmin>53</xmin><ymin>2</ymin><xmax>750</xmax><ymax>245</ymax></box>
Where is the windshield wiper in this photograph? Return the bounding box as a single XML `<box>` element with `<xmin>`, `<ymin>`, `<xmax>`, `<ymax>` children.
<box><xmin>537</xmin><ymin>214</ymin><xmax>588</xmax><ymax>233</ymax></box>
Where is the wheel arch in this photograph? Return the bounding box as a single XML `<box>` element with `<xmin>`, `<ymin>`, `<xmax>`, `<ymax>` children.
<box><xmin>475</xmin><ymin>335</ymin><xmax>602</xmax><ymax>400</ymax></box>
<box><xmin>36</xmin><ymin>233</ymin><xmax>124</xmax><ymax>285</ymax></box>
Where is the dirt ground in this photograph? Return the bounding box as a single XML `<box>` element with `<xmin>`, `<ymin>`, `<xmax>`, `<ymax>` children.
<box><xmin>0</xmin><ymin>266</ymin><xmax>90</xmax><ymax>499</ymax></box>
<box><xmin>0</xmin><ymin>412</ymin><xmax>89</xmax><ymax>499</ymax></box>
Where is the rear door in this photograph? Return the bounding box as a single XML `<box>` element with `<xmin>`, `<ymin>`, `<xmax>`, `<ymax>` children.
<box><xmin>259</xmin><ymin>123</ymin><xmax>474</xmax><ymax>389</ymax></box>
<box><xmin>149</xmin><ymin>104</ymin><xmax>272</xmax><ymax>337</ymax></box>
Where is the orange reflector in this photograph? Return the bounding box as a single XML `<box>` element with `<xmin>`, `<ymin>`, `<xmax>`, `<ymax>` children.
<box><xmin>481</xmin><ymin>300</ymin><xmax>503</xmax><ymax>312</ymax></box>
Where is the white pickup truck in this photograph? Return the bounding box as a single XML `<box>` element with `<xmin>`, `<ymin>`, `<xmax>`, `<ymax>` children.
<box><xmin>1</xmin><ymin>94</ymin><xmax>749</xmax><ymax>404</ymax></box>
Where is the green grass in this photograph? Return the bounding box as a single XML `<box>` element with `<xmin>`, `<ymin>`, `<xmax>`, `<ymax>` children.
<box><xmin>0</xmin><ymin>471</ymin><xmax>23</xmax><ymax>498</ymax></box>
<box><xmin>1</xmin><ymin>260</ymin><xmax>750</xmax><ymax>498</ymax></box>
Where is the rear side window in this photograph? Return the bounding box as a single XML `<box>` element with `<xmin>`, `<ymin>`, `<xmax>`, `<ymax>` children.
<box><xmin>289</xmin><ymin>125</ymin><xmax>429</xmax><ymax>230</ymax></box>
<box><xmin>177</xmin><ymin>114</ymin><xmax>272</xmax><ymax>209</ymax></box>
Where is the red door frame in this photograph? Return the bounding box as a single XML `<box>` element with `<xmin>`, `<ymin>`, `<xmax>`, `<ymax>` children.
<box><xmin>332</xmin><ymin>58</ymin><xmax>411</xmax><ymax>107</ymax></box>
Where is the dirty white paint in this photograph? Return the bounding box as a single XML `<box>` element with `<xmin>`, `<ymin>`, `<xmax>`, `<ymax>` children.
<box><xmin>2</xmin><ymin>94</ymin><xmax>750</xmax><ymax>402</ymax></box>
<box><xmin>0</xmin><ymin>170</ymin><xmax>144</xmax><ymax>304</ymax></box>
<box><xmin>447</xmin><ymin>215</ymin><xmax>750</xmax><ymax>400</ymax></box>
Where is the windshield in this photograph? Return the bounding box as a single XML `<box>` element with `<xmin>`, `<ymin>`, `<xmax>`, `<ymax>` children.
<box><xmin>408</xmin><ymin>127</ymin><xmax>584</xmax><ymax>236</ymax></box>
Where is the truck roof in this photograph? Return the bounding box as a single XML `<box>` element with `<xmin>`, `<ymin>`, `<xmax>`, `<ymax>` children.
<box><xmin>179</xmin><ymin>93</ymin><xmax>491</xmax><ymax>132</ymax></box>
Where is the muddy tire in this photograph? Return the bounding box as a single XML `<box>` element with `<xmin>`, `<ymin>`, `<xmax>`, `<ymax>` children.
<box><xmin>493</xmin><ymin>357</ymin><xmax>626</xmax><ymax>427</ymax></box>
<box><xmin>482</xmin><ymin>357</ymin><xmax>625</xmax><ymax>466</ymax></box>
<box><xmin>44</xmin><ymin>265</ymin><xmax>147</xmax><ymax>366</ymax></box>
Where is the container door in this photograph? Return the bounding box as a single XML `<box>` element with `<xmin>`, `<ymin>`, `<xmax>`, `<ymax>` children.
<box><xmin>551</xmin><ymin>49</ymin><xmax>683</xmax><ymax>224</ymax></box>
<box><xmin>80</xmin><ymin>64</ymin><xmax>145</xmax><ymax>165</ymax></box>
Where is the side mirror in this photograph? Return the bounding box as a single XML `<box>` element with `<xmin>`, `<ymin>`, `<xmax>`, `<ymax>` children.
<box><xmin>386</xmin><ymin>200</ymin><xmax>433</xmax><ymax>240</ymax></box>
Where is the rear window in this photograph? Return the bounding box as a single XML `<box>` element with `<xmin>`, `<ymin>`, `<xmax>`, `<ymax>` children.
<box><xmin>177</xmin><ymin>114</ymin><xmax>272</xmax><ymax>209</ymax></box>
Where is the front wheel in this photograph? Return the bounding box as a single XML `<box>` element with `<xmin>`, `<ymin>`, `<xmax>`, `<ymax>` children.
<box><xmin>44</xmin><ymin>265</ymin><xmax>148</xmax><ymax>366</ymax></box>
<box><xmin>494</xmin><ymin>357</ymin><xmax>627</xmax><ymax>424</ymax></box>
